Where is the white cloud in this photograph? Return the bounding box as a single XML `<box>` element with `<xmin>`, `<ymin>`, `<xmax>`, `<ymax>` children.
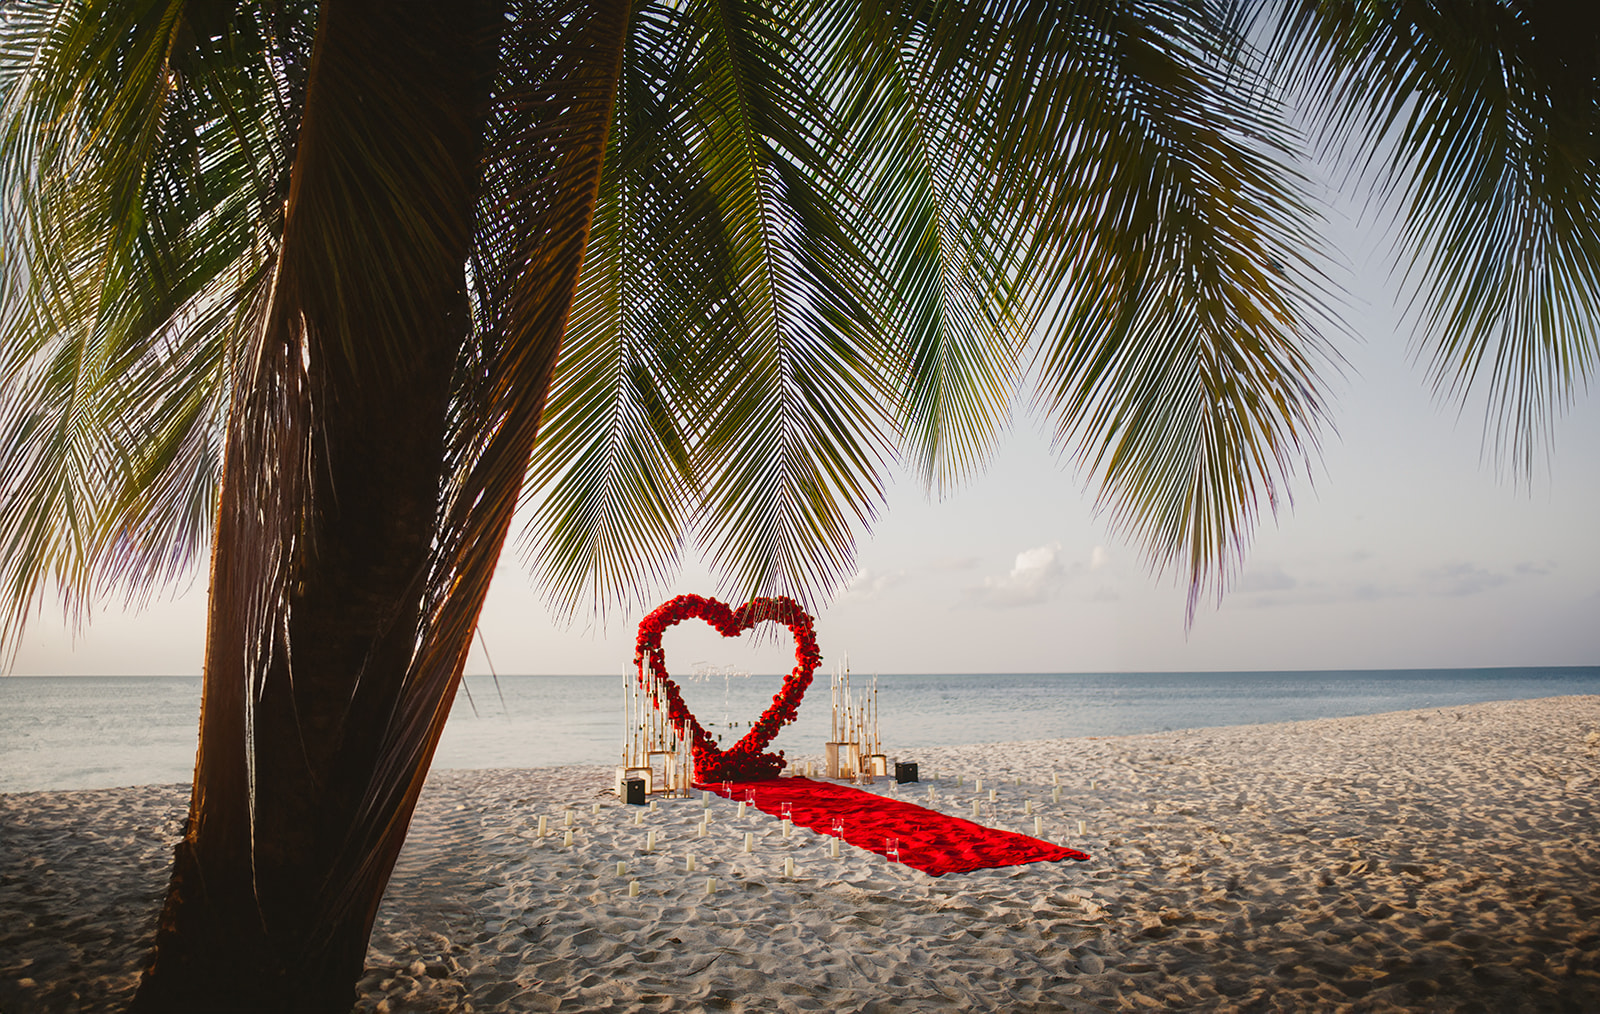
<box><xmin>1239</xmin><ymin>563</ymin><xmax>1297</xmax><ymax>593</ymax></box>
<box><xmin>967</xmin><ymin>543</ymin><xmax>1068</xmax><ymax>608</ymax></box>
<box><xmin>839</xmin><ymin>568</ymin><xmax>908</xmax><ymax>600</ymax></box>
<box><xmin>1422</xmin><ymin>562</ymin><xmax>1509</xmax><ymax>597</ymax></box>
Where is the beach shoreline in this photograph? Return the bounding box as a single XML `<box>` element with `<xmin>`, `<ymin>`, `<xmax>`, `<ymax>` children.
<box><xmin>3</xmin><ymin>696</ymin><xmax>1597</xmax><ymax>1011</ymax></box>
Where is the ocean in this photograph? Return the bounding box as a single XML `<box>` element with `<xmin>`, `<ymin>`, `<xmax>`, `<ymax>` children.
<box><xmin>2</xmin><ymin>667</ymin><xmax>1597</xmax><ymax>793</ymax></box>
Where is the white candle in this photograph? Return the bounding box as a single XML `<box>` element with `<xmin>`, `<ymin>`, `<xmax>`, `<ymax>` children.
<box><xmin>975</xmin><ymin>778</ymin><xmax>982</xmax><ymax>792</ymax></box>
<box><xmin>649</xmin><ymin>800</ymin><xmax>657</xmax><ymax>812</ymax></box>
<box><xmin>1024</xmin><ymin>800</ymin><xmax>1033</xmax><ymax>815</ymax></box>
<box><xmin>737</xmin><ymin>802</ymin><xmax>746</xmax><ymax>818</ymax></box>
<box><xmin>743</xmin><ymin>832</ymin><xmax>753</xmax><ymax>853</ymax></box>
<box><xmin>697</xmin><ymin>821</ymin><xmax>707</xmax><ymax>837</ymax></box>
<box><xmin>628</xmin><ymin>880</ymin><xmax>639</xmax><ymax>898</ymax></box>
<box><xmin>686</xmin><ymin>854</ymin><xmax>696</xmax><ymax>872</ymax></box>
<box><xmin>830</xmin><ymin>839</ymin><xmax>840</xmax><ymax>859</ymax></box>
<box><xmin>1034</xmin><ymin>816</ymin><xmax>1043</xmax><ymax>837</ymax></box>
<box><xmin>1090</xmin><ymin>780</ymin><xmax>1096</xmax><ymax>791</ymax></box>
<box><xmin>988</xmin><ymin>789</ymin><xmax>997</xmax><ymax>802</ymax></box>
<box><xmin>1053</xmin><ymin>787</ymin><xmax>1061</xmax><ymax>803</ymax></box>
<box><xmin>616</xmin><ymin>860</ymin><xmax>627</xmax><ymax>876</ymax></box>
<box><xmin>705</xmin><ymin>877</ymin><xmax>716</xmax><ymax>895</ymax></box>
<box><xmin>702</xmin><ymin>793</ymin><xmax>712</xmax><ymax>808</ymax></box>
<box><xmin>592</xmin><ymin>802</ymin><xmax>601</xmax><ymax>815</ymax></box>
<box><xmin>782</xmin><ymin>820</ymin><xmax>792</xmax><ymax>839</ymax></box>
<box><xmin>1078</xmin><ymin>819</ymin><xmax>1087</xmax><ymax>836</ymax></box>
<box><xmin>538</xmin><ymin>815</ymin><xmax>548</xmax><ymax>838</ymax></box>
<box><xmin>646</xmin><ymin>830</ymin><xmax>657</xmax><ymax>853</ymax></box>
<box><xmin>784</xmin><ymin>857</ymin><xmax>795</xmax><ymax>877</ymax></box>
<box><xmin>565</xmin><ymin>810</ymin><xmax>574</xmax><ymax>827</ymax></box>
<box><xmin>1052</xmin><ymin>772</ymin><xmax>1060</xmax><ymax>786</ymax></box>
<box><xmin>634</xmin><ymin>810</ymin><xmax>644</xmax><ymax>826</ymax></box>
<box><xmin>563</xmin><ymin>830</ymin><xmax>574</xmax><ymax>847</ymax></box>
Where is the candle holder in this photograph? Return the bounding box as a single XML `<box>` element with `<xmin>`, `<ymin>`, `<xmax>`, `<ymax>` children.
<box><xmin>884</xmin><ymin>837</ymin><xmax>900</xmax><ymax>862</ymax></box>
<box><xmin>779</xmin><ymin>801</ymin><xmax>793</xmax><ymax>820</ymax></box>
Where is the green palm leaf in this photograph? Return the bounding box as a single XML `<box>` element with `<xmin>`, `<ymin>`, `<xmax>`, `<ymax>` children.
<box><xmin>529</xmin><ymin>0</ymin><xmax>904</xmax><ymax>614</ymax></box>
<box><xmin>1012</xmin><ymin>1</ymin><xmax>1337</xmax><ymax>617</ymax></box>
<box><xmin>0</xmin><ymin>1</ymin><xmax>298</xmax><ymax>650</ymax></box>
<box><xmin>1272</xmin><ymin>0</ymin><xmax>1600</xmax><ymax>478</ymax></box>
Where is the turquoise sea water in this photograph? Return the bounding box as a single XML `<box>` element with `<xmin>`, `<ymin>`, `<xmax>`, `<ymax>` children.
<box><xmin>2</xmin><ymin>667</ymin><xmax>1597</xmax><ymax>793</ymax></box>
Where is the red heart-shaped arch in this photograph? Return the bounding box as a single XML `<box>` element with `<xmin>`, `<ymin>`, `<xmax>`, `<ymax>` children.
<box><xmin>633</xmin><ymin>594</ymin><xmax>821</xmax><ymax>782</ymax></box>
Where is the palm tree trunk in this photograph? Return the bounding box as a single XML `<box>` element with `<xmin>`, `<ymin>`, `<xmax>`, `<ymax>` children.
<box><xmin>133</xmin><ymin>2</ymin><xmax>494</xmax><ymax>1009</ymax></box>
<box><xmin>134</xmin><ymin>0</ymin><xmax>629</xmax><ymax>1003</ymax></box>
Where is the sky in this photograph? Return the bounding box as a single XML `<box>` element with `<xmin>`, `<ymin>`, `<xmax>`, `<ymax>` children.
<box><xmin>10</xmin><ymin>195</ymin><xmax>1600</xmax><ymax>678</ymax></box>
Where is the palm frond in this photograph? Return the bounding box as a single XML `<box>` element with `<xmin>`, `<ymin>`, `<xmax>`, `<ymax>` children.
<box><xmin>1013</xmin><ymin>0</ymin><xmax>1338</xmax><ymax>618</ymax></box>
<box><xmin>0</xmin><ymin>1</ymin><xmax>297</xmax><ymax>655</ymax></box>
<box><xmin>527</xmin><ymin>0</ymin><xmax>904</xmax><ymax>614</ymax></box>
<box><xmin>679</xmin><ymin>0</ymin><xmax>900</xmax><ymax>605</ymax></box>
<box><xmin>521</xmin><ymin>0</ymin><xmax>715</xmax><ymax>617</ymax></box>
<box><xmin>1272</xmin><ymin>0</ymin><xmax>1600</xmax><ymax>478</ymax></box>
<box><xmin>836</xmin><ymin>1</ymin><xmax>1048</xmax><ymax>493</ymax></box>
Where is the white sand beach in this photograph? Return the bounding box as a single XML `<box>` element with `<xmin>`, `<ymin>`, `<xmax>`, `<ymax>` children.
<box><xmin>2</xmin><ymin>696</ymin><xmax>1597</xmax><ymax>1012</ymax></box>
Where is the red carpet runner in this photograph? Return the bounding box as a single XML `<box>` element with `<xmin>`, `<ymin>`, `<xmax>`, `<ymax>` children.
<box><xmin>705</xmin><ymin>777</ymin><xmax>1090</xmax><ymax>877</ymax></box>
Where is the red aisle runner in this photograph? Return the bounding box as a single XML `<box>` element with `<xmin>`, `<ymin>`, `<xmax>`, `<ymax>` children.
<box><xmin>704</xmin><ymin>777</ymin><xmax>1090</xmax><ymax>877</ymax></box>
